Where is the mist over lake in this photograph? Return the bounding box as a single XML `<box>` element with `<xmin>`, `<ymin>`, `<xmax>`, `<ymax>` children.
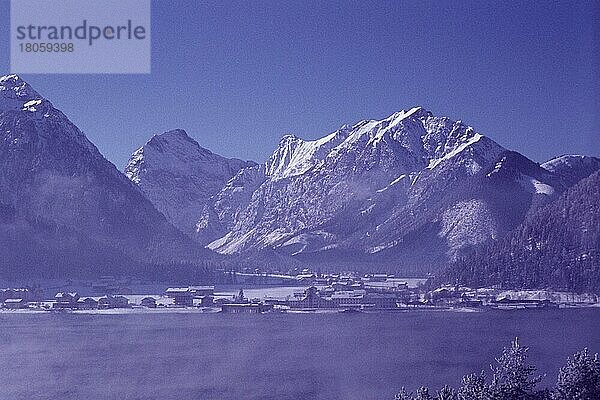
<box><xmin>1</xmin><ymin>309</ymin><xmax>598</xmax><ymax>400</ymax></box>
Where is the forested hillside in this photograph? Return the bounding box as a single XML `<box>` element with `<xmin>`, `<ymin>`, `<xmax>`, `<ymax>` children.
<box><xmin>441</xmin><ymin>170</ymin><xmax>600</xmax><ymax>292</ymax></box>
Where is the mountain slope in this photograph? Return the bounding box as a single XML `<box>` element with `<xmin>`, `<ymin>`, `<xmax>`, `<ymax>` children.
<box><xmin>541</xmin><ymin>155</ymin><xmax>600</xmax><ymax>186</ymax></box>
<box><xmin>440</xmin><ymin>170</ymin><xmax>600</xmax><ymax>292</ymax></box>
<box><xmin>192</xmin><ymin>107</ymin><xmax>586</xmax><ymax>274</ymax></box>
<box><xmin>124</xmin><ymin>129</ymin><xmax>255</xmax><ymax>240</ymax></box>
<box><xmin>0</xmin><ymin>75</ymin><xmax>210</xmax><ymax>279</ymax></box>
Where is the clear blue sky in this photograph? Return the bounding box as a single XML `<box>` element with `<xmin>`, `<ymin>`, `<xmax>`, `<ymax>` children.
<box><xmin>0</xmin><ymin>0</ymin><xmax>598</xmax><ymax>168</ymax></box>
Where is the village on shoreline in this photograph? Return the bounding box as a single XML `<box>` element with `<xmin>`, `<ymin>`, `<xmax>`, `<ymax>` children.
<box><xmin>1</xmin><ymin>269</ymin><xmax>598</xmax><ymax>314</ymax></box>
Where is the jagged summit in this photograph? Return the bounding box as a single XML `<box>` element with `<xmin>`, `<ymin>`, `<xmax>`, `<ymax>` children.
<box><xmin>279</xmin><ymin>133</ymin><xmax>301</xmax><ymax>142</ymax></box>
<box><xmin>390</xmin><ymin>105</ymin><xmax>430</xmax><ymax>120</ymax></box>
<box><xmin>138</xmin><ymin>128</ymin><xmax>216</xmax><ymax>161</ymax></box>
<box><xmin>127</xmin><ymin>128</ymin><xmax>253</xmax><ymax>179</ymax></box>
<box><xmin>264</xmin><ymin>106</ymin><xmax>490</xmax><ymax>181</ymax></box>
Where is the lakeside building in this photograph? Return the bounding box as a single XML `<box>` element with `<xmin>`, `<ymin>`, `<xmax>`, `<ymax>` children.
<box><xmin>165</xmin><ymin>288</ymin><xmax>194</xmax><ymax>306</ymax></box>
<box><xmin>140</xmin><ymin>297</ymin><xmax>157</xmax><ymax>308</ymax></box>
<box><xmin>198</xmin><ymin>296</ymin><xmax>214</xmax><ymax>307</ymax></box>
<box><xmin>458</xmin><ymin>299</ymin><xmax>484</xmax><ymax>308</ymax></box>
<box><xmin>54</xmin><ymin>292</ymin><xmax>80</xmax><ymax>309</ymax></box>
<box><xmin>3</xmin><ymin>298</ymin><xmax>27</xmax><ymax>309</ymax></box>
<box><xmin>165</xmin><ymin>286</ymin><xmax>215</xmax><ymax>307</ymax></box>
<box><xmin>490</xmin><ymin>298</ymin><xmax>559</xmax><ymax>310</ymax></box>
<box><xmin>286</xmin><ymin>286</ymin><xmax>332</xmax><ymax>309</ymax></box>
<box><xmin>279</xmin><ymin>286</ymin><xmax>403</xmax><ymax>310</ymax></box>
<box><xmin>364</xmin><ymin>293</ymin><xmax>399</xmax><ymax>309</ymax></box>
<box><xmin>363</xmin><ymin>280</ymin><xmax>409</xmax><ymax>292</ymax></box>
<box><xmin>219</xmin><ymin>288</ymin><xmax>272</xmax><ymax>313</ymax></box>
<box><xmin>330</xmin><ymin>290</ymin><xmax>366</xmax><ymax>308</ymax></box>
<box><xmin>98</xmin><ymin>295</ymin><xmax>129</xmax><ymax>309</ymax></box>
<box><xmin>189</xmin><ymin>286</ymin><xmax>215</xmax><ymax>296</ymax></box>
<box><xmin>1</xmin><ymin>287</ymin><xmax>43</xmax><ymax>302</ymax></box>
<box><xmin>77</xmin><ymin>297</ymin><xmax>98</xmax><ymax>310</ymax></box>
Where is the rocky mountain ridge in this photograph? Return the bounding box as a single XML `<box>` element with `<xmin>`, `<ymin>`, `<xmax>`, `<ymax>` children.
<box><xmin>128</xmin><ymin>103</ymin><xmax>598</xmax><ymax>274</ymax></box>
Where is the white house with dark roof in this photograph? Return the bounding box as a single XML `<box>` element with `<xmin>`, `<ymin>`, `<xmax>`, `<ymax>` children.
<box><xmin>3</xmin><ymin>298</ymin><xmax>26</xmax><ymax>309</ymax></box>
<box><xmin>54</xmin><ymin>292</ymin><xmax>80</xmax><ymax>309</ymax></box>
<box><xmin>165</xmin><ymin>288</ymin><xmax>194</xmax><ymax>306</ymax></box>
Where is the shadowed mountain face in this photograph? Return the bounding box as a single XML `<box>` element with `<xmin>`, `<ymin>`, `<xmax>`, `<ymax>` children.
<box><xmin>0</xmin><ymin>75</ymin><xmax>211</xmax><ymax>279</ymax></box>
<box><xmin>126</xmin><ymin>103</ymin><xmax>598</xmax><ymax>274</ymax></box>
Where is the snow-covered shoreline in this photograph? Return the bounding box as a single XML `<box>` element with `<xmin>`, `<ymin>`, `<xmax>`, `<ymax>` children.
<box><xmin>1</xmin><ymin>302</ymin><xmax>598</xmax><ymax>316</ymax></box>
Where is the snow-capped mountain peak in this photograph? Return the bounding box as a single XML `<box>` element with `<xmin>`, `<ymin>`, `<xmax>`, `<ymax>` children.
<box><xmin>266</xmin><ymin>126</ymin><xmax>351</xmax><ymax>180</ymax></box>
<box><xmin>195</xmin><ymin>106</ymin><xmax>599</xmax><ymax>272</ymax></box>
<box><xmin>125</xmin><ymin>129</ymin><xmax>256</xmax><ymax>239</ymax></box>
<box><xmin>541</xmin><ymin>154</ymin><xmax>600</xmax><ymax>185</ymax></box>
<box><xmin>265</xmin><ymin>107</ymin><xmax>499</xmax><ymax>185</ymax></box>
<box><xmin>147</xmin><ymin>128</ymin><xmax>207</xmax><ymax>150</ymax></box>
<box><xmin>126</xmin><ymin>128</ymin><xmax>252</xmax><ymax>181</ymax></box>
<box><xmin>0</xmin><ymin>75</ymin><xmax>102</xmax><ymax>157</ymax></box>
<box><xmin>0</xmin><ymin>74</ymin><xmax>50</xmax><ymax>113</ymax></box>
<box><xmin>264</xmin><ymin>107</ymin><xmax>442</xmax><ymax>181</ymax></box>
<box><xmin>541</xmin><ymin>154</ymin><xmax>599</xmax><ymax>171</ymax></box>
<box><xmin>0</xmin><ymin>74</ymin><xmax>41</xmax><ymax>100</ymax></box>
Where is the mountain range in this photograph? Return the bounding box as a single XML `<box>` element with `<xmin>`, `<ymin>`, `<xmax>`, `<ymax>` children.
<box><xmin>1</xmin><ymin>74</ymin><xmax>598</xmax><ymax>280</ymax></box>
<box><xmin>126</xmin><ymin>105</ymin><xmax>599</xmax><ymax>274</ymax></box>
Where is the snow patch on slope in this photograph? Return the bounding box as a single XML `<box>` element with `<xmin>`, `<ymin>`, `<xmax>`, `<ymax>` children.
<box><xmin>376</xmin><ymin>174</ymin><xmax>407</xmax><ymax>193</ymax></box>
<box><xmin>541</xmin><ymin>154</ymin><xmax>590</xmax><ymax>172</ymax></box>
<box><xmin>531</xmin><ymin>179</ymin><xmax>555</xmax><ymax>195</ymax></box>
<box><xmin>0</xmin><ymin>74</ymin><xmax>44</xmax><ymax>111</ymax></box>
<box><xmin>266</xmin><ymin>126</ymin><xmax>351</xmax><ymax>180</ymax></box>
<box><xmin>427</xmin><ymin>133</ymin><xmax>483</xmax><ymax>170</ymax></box>
<box><xmin>517</xmin><ymin>174</ymin><xmax>555</xmax><ymax>195</ymax></box>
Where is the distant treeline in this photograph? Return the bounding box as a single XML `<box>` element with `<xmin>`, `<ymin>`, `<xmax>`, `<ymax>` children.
<box><xmin>440</xmin><ymin>170</ymin><xmax>600</xmax><ymax>293</ymax></box>
<box><xmin>395</xmin><ymin>338</ymin><xmax>600</xmax><ymax>400</ymax></box>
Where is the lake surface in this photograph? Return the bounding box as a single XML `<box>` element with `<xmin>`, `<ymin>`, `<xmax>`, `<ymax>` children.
<box><xmin>0</xmin><ymin>309</ymin><xmax>598</xmax><ymax>400</ymax></box>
